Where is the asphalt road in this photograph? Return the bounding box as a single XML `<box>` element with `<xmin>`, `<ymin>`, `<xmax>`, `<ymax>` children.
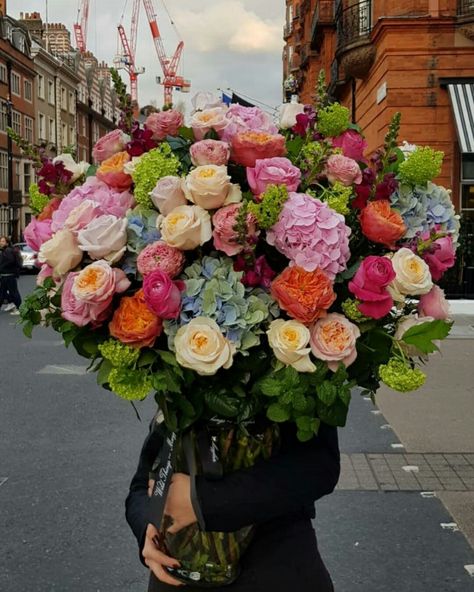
<box><xmin>1</xmin><ymin>275</ymin><xmax>473</xmax><ymax>591</ymax></box>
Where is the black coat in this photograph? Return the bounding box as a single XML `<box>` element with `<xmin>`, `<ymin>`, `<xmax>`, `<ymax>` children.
<box><xmin>126</xmin><ymin>420</ymin><xmax>340</xmax><ymax>591</ymax></box>
<box><xmin>0</xmin><ymin>246</ymin><xmax>19</xmax><ymax>275</ymax></box>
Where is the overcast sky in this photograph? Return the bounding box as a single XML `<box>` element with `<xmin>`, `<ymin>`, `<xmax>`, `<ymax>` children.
<box><xmin>11</xmin><ymin>0</ymin><xmax>286</xmax><ymax>116</ymax></box>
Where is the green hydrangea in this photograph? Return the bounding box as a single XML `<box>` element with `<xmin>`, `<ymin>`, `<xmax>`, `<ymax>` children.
<box><xmin>132</xmin><ymin>144</ymin><xmax>180</xmax><ymax>208</ymax></box>
<box><xmin>317</xmin><ymin>103</ymin><xmax>351</xmax><ymax>138</ymax></box>
<box><xmin>98</xmin><ymin>339</ymin><xmax>140</xmax><ymax>368</ymax></box>
<box><xmin>379</xmin><ymin>358</ymin><xmax>426</xmax><ymax>393</ymax></box>
<box><xmin>322</xmin><ymin>182</ymin><xmax>352</xmax><ymax>215</ymax></box>
<box><xmin>108</xmin><ymin>367</ymin><xmax>153</xmax><ymax>400</ymax></box>
<box><xmin>398</xmin><ymin>147</ymin><xmax>444</xmax><ymax>187</ymax></box>
<box><xmin>247</xmin><ymin>184</ymin><xmax>288</xmax><ymax>230</ymax></box>
<box><xmin>298</xmin><ymin>141</ymin><xmax>330</xmax><ymax>177</ymax></box>
<box><xmin>341</xmin><ymin>299</ymin><xmax>370</xmax><ymax>323</ymax></box>
<box><xmin>29</xmin><ymin>183</ymin><xmax>51</xmax><ymax>215</ymax></box>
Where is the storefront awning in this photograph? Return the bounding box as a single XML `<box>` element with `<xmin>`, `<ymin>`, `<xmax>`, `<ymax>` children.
<box><xmin>448</xmin><ymin>83</ymin><xmax>474</xmax><ymax>153</ymax></box>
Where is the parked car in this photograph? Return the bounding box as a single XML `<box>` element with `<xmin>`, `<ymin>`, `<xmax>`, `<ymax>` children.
<box><xmin>13</xmin><ymin>242</ymin><xmax>38</xmax><ymax>272</ymax></box>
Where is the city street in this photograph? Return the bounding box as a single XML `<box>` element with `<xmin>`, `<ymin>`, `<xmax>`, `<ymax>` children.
<box><xmin>1</xmin><ymin>275</ymin><xmax>474</xmax><ymax>591</ymax></box>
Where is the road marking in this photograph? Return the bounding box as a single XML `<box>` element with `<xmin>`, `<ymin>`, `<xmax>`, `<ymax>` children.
<box><xmin>371</xmin><ymin>410</ymin><xmax>382</xmax><ymax>415</ymax></box>
<box><xmin>440</xmin><ymin>522</ymin><xmax>460</xmax><ymax>532</ymax></box>
<box><xmin>391</xmin><ymin>443</ymin><xmax>405</xmax><ymax>449</ymax></box>
<box><xmin>465</xmin><ymin>565</ymin><xmax>474</xmax><ymax>577</ymax></box>
<box><xmin>37</xmin><ymin>365</ymin><xmax>88</xmax><ymax>376</ymax></box>
<box><xmin>22</xmin><ymin>340</ymin><xmax>63</xmax><ymax>347</ymax></box>
<box><xmin>420</xmin><ymin>491</ymin><xmax>436</xmax><ymax>498</ymax></box>
<box><xmin>0</xmin><ymin>477</ymin><xmax>8</xmax><ymax>488</ymax></box>
<box><xmin>363</xmin><ymin>396</ymin><xmax>372</xmax><ymax>402</ymax></box>
<box><xmin>380</xmin><ymin>424</ymin><xmax>392</xmax><ymax>430</ymax></box>
<box><xmin>402</xmin><ymin>465</ymin><xmax>419</xmax><ymax>473</ymax></box>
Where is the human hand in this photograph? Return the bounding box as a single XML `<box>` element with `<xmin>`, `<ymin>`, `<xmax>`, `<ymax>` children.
<box><xmin>142</xmin><ymin>523</ymin><xmax>184</xmax><ymax>587</ymax></box>
<box><xmin>164</xmin><ymin>473</ymin><xmax>198</xmax><ymax>535</ymax></box>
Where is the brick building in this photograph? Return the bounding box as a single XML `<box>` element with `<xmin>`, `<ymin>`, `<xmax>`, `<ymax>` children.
<box><xmin>283</xmin><ymin>0</ymin><xmax>474</xmax><ymax>223</ymax></box>
<box><xmin>0</xmin><ymin>14</ymin><xmax>35</xmax><ymax>240</ymax></box>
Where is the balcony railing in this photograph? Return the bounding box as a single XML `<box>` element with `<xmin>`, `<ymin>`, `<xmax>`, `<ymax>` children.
<box><xmin>336</xmin><ymin>0</ymin><xmax>373</xmax><ymax>48</ymax></box>
<box><xmin>458</xmin><ymin>0</ymin><xmax>474</xmax><ymax>16</ymax></box>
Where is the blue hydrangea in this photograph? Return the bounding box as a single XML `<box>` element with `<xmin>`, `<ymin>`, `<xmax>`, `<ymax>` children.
<box><xmin>163</xmin><ymin>255</ymin><xmax>277</xmax><ymax>353</ymax></box>
<box><xmin>126</xmin><ymin>206</ymin><xmax>160</xmax><ymax>254</ymax></box>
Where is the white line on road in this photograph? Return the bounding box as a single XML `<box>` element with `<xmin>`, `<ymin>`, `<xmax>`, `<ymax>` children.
<box><xmin>465</xmin><ymin>565</ymin><xmax>474</xmax><ymax>577</ymax></box>
<box><xmin>37</xmin><ymin>365</ymin><xmax>88</xmax><ymax>376</ymax></box>
<box><xmin>402</xmin><ymin>465</ymin><xmax>419</xmax><ymax>473</ymax></box>
<box><xmin>391</xmin><ymin>443</ymin><xmax>405</xmax><ymax>449</ymax></box>
<box><xmin>0</xmin><ymin>477</ymin><xmax>8</xmax><ymax>488</ymax></box>
<box><xmin>380</xmin><ymin>424</ymin><xmax>392</xmax><ymax>430</ymax></box>
<box><xmin>440</xmin><ymin>522</ymin><xmax>460</xmax><ymax>532</ymax></box>
<box><xmin>371</xmin><ymin>410</ymin><xmax>382</xmax><ymax>415</ymax></box>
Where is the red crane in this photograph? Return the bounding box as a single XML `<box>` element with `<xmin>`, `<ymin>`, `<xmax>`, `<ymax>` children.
<box><xmin>115</xmin><ymin>0</ymin><xmax>144</xmax><ymax>104</ymax></box>
<box><xmin>74</xmin><ymin>0</ymin><xmax>90</xmax><ymax>53</ymax></box>
<box><xmin>141</xmin><ymin>0</ymin><xmax>190</xmax><ymax>106</ymax></box>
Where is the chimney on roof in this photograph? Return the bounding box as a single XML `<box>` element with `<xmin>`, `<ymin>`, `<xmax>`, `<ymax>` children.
<box><xmin>0</xmin><ymin>0</ymin><xmax>7</xmax><ymax>17</ymax></box>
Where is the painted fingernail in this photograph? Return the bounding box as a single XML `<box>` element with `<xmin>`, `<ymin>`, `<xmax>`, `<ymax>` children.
<box><xmin>152</xmin><ymin>535</ymin><xmax>161</xmax><ymax>548</ymax></box>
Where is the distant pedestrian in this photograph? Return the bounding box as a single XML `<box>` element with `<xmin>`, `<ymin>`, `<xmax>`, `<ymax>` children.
<box><xmin>0</xmin><ymin>236</ymin><xmax>22</xmax><ymax>316</ymax></box>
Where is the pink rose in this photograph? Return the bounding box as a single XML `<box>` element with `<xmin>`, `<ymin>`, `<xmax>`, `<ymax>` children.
<box><xmin>247</xmin><ymin>157</ymin><xmax>301</xmax><ymax>197</ymax></box>
<box><xmin>418</xmin><ymin>285</ymin><xmax>451</xmax><ymax>320</ymax></box>
<box><xmin>348</xmin><ymin>256</ymin><xmax>396</xmax><ymax>319</ymax></box>
<box><xmin>24</xmin><ymin>218</ymin><xmax>53</xmax><ymax>252</ymax></box>
<box><xmin>77</xmin><ymin>215</ymin><xmax>128</xmax><ymax>262</ymax></box>
<box><xmin>64</xmin><ymin>200</ymin><xmax>104</xmax><ymax>234</ymax></box>
<box><xmin>92</xmin><ymin>186</ymin><xmax>134</xmax><ymax>218</ymax></box>
<box><xmin>221</xmin><ymin>104</ymin><xmax>278</xmax><ymax>143</ymax></box>
<box><xmin>325</xmin><ymin>154</ymin><xmax>363</xmax><ymax>186</ymax></box>
<box><xmin>137</xmin><ymin>241</ymin><xmax>186</xmax><ymax>278</ymax></box>
<box><xmin>72</xmin><ymin>260</ymin><xmax>130</xmax><ymax>304</ymax></box>
<box><xmin>61</xmin><ymin>272</ymin><xmax>112</xmax><ymax>327</ymax></box>
<box><xmin>231</xmin><ymin>131</ymin><xmax>286</xmax><ymax>168</ymax></box>
<box><xmin>36</xmin><ymin>263</ymin><xmax>62</xmax><ymax>287</ymax></box>
<box><xmin>190</xmin><ymin>140</ymin><xmax>230</xmax><ymax>167</ymax></box>
<box><xmin>212</xmin><ymin>204</ymin><xmax>259</xmax><ymax>256</ymax></box>
<box><xmin>422</xmin><ymin>235</ymin><xmax>456</xmax><ymax>281</ymax></box>
<box><xmin>96</xmin><ymin>152</ymin><xmax>133</xmax><ymax>192</ymax></box>
<box><xmin>142</xmin><ymin>269</ymin><xmax>184</xmax><ymax>319</ymax></box>
<box><xmin>190</xmin><ymin>107</ymin><xmax>229</xmax><ymax>141</ymax></box>
<box><xmin>310</xmin><ymin>313</ymin><xmax>360</xmax><ymax>372</ymax></box>
<box><xmin>331</xmin><ymin>130</ymin><xmax>368</xmax><ymax>162</ymax></box>
<box><xmin>92</xmin><ymin>129</ymin><xmax>129</xmax><ymax>163</ymax></box>
<box><xmin>145</xmin><ymin>110</ymin><xmax>184</xmax><ymax>141</ymax></box>
<box><xmin>149</xmin><ymin>176</ymin><xmax>187</xmax><ymax>216</ymax></box>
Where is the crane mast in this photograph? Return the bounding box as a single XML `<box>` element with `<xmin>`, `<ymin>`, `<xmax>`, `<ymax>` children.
<box><xmin>74</xmin><ymin>0</ymin><xmax>90</xmax><ymax>53</ymax></box>
<box><xmin>115</xmin><ymin>0</ymin><xmax>144</xmax><ymax>104</ymax></box>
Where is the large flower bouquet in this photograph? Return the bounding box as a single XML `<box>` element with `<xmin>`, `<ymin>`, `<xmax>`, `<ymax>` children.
<box><xmin>20</xmin><ymin>74</ymin><xmax>458</xmax><ymax>586</ymax></box>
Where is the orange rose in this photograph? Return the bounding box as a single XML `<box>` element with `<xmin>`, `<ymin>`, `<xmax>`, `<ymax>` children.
<box><xmin>96</xmin><ymin>151</ymin><xmax>133</xmax><ymax>191</ymax></box>
<box><xmin>37</xmin><ymin>196</ymin><xmax>62</xmax><ymax>221</ymax></box>
<box><xmin>109</xmin><ymin>289</ymin><xmax>162</xmax><ymax>348</ymax></box>
<box><xmin>231</xmin><ymin>131</ymin><xmax>286</xmax><ymax>168</ymax></box>
<box><xmin>271</xmin><ymin>266</ymin><xmax>336</xmax><ymax>325</ymax></box>
<box><xmin>359</xmin><ymin>200</ymin><xmax>406</xmax><ymax>248</ymax></box>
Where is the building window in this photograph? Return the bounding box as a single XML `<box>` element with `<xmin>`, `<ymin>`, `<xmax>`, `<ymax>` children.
<box><xmin>0</xmin><ymin>151</ymin><xmax>7</xmax><ymax>190</ymax></box>
<box><xmin>461</xmin><ymin>154</ymin><xmax>474</xmax><ymax>221</ymax></box>
<box><xmin>15</xmin><ymin>160</ymin><xmax>20</xmax><ymax>190</ymax></box>
<box><xmin>0</xmin><ymin>64</ymin><xmax>7</xmax><ymax>83</ymax></box>
<box><xmin>81</xmin><ymin>114</ymin><xmax>86</xmax><ymax>136</ymax></box>
<box><xmin>12</xmin><ymin>111</ymin><xmax>21</xmax><ymax>135</ymax></box>
<box><xmin>61</xmin><ymin>87</ymin><xmax>67</xmax><ymax>110</ymax></box>
<box><xmin>24</xmin><ymin>162</ymin><xmax>32</xmax><ymax>194</ymax></box>
<box><xmin>69</xmin><ymin>91</ymin><xmax>75</xmax><ymax>115</ymax></box>
<box><xmin>11</xmin><ymin>72</ymin><xmax>20</xmax><ymax>96</ymax></box>
<box><xmin>38</xmin><ymin>113</ymin><xmax>46</xmax><ymax>141</ymax></box>
<box><xmin>48</xmin><ymin>80</ymin><xmax>55</xmax><ymax>104</ymax></box>
<box><xmin>24</xmin><ymin>79</ymin><xmax>32</xmax><ymax>102</ymax></box>
<box><xmin>69</xmin><ymin>126</ymin><xmax>75</xmax><ymax>147</ymax></box>
<box><xmin>49</xmin><ymin>118</ymin><xmax>55</xmax><ymax>144</ymax></box>
<box><xmin>24</xmin><ymin>116</ymin><xmax>33</xmax><ymax>143</ymax></box>
<box><xmin>0</xmin><ymin>101</ymin><xmax>7</xmax><ymax>132</ymax></box>
<box><xmin>62</xmin><ymin>122</ymin><xmax>67</xmax><ymax>146</ymax></box>
<box><xmin>37</xmin><ymin>74</ymin><xmax>45</xmax><ymax>99</ymax></box>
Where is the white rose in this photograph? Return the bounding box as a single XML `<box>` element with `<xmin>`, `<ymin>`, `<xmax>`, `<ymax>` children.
<box><xmin>387</xmin><ymin>248</ymin><xmax>433</xmax><ymax>303</ymax></box>
<box><xmin>123</xmin><ymin>155</ymin><xmax>143</xmax><ymax>176</ymax></box>
<box><xmin>38</xmin><ymin>228</ymin><xmax>83</xmax><ymax>276</ymax></box>
<box><xmin>190</xmin><ymin>107</ymin><xmax>229</xmax><ymax>141</ymax></box>
<box><xmin>159</xmin><ymin>205</ymin><xmax>212</xmax><ymax>250</ymax></box>
<box><xmin>183</xmin><ymin>165</ymin><xmax>241</xmax><ymax>210</ymax></box>
<box><xmin>77</xmin><ymin>214</ymin><xmax>128</xmax><ymax>263</ymax></box>
<box><xmin>279</xmin><ymin>103</ymin><xmax>305</xmax><ymax>130</ymax></box>
<box><xmin>267</xmin><ymin>319</ymin><xmax>316</xmax><ymax>373</ymax></box>
<box><xmin>394</xmin><ymin>313</ymin><xmax>436</xmax><ymax>358</ymax></box>
<box><xmin>174</xmin><ymin>317</ymin><xmax>235</xmax><ymax>376</ymax></box>
<box><xmin>53</xmin><ymin>153</ymin><xmax>90</xmax><ymax>183</ymax></box>
<box><xmin>150</xmin><ymin>175</ymin><xmax>188</xmax><ymax>216</ymax></box>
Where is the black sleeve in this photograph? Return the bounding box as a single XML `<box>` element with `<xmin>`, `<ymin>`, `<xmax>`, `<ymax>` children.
<box><xmin>194</xmin><ymin>424</ymin><xmax>340</xmax><ymax>533</ymax></box>
<box><xmin>125</xmin><ymin>423</ymin><xmax>163</xmax><ymax>564</ymax></box>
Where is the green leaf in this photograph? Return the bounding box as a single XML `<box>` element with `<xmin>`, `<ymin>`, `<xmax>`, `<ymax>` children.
<box><xmin>316</xmin><ymin>398</ymin><xmax>349</xmax><ymax>427</ymax></box>
<box><xmin>339</xmin><ymin>386</ymin><xmax>352</xmax><ymax>407</ymax></box>
<box><xmin>401</xmin><ymin>320</ymin><xmax>453</xmax><ymax>354</ymax></box>
<box><xmin>204</xmin><ymin>392</ymin><xmax>239</xmax><ymax>418</ymax></box>
<box><xmin>97</xmin><ymin>359</ymin><xmax>113</xmax><ymax>386</ymax></box>
<box><xmin>267</xmin><ymin>403</ymin><xmax>290</xmax><ymax>423</ymax></box>
<box><xmin>23</xmin><ymin>321</ymin><xmax>34</xmax><ymax>338</ymax></box>
<box><xmin>138</xmin><ymin>350</ymin><xmax>156</xmax><ymax>368</ymax></box>
<box><xmin>86</xmin><ymin>164</ymin><xmax>98</xmax><ymax>178</ymax></box>
<box><xmin>157</xmin><ymin>350</ymin><xmax>179</xmax><ymax>367</ymax></box>
<box><xmin>317</xmin><ymin>381</ymin><xmax>338</xmax><ymax>406</ymax></box>
<box><xmin>178</xmin><ymin>126</ymin><xmax>195</xmax><ymax>141</ymax></box>
<box><xmin>258</xmin><ymin>376</ymin><xmax>282</xmax><ymax>397</ymax></box>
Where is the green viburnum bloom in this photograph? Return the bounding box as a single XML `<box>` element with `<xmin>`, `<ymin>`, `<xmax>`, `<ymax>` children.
<box><xmin>341</xmin><ymin>299</ymin><xmax>370</xmax><ymax>323</ymax></box>
<box><xmin>98</xmin><ymin>339</ymin><xmax>140</xmax><ymax>368</ymax></box>
<box><xmin>379</xmin><ymin>358</ymin><xmax>426</xmax><ymax>393</ymax></box>
<box><xmin>29</xmin><ymin>183</ymin><xmax>50</xmax><ymax>215</ymax></box>
<box><xmin>247</xmin><ymin>184</ymin><xmax>288</xmax><ymax>230</ymax></box>
<box><xmin>317</xmin><ymin>103</ymin><xmax>351</xmax><ymax>138</ymax></box>
<box><xmin>132</xmin><ymin>144</ymin><xmax>180</xmax><ymax>208</ymax></box>
<box><xmin>323</xmin><ymin>182</ymin><xmax>352</xmax><ymax>215</ymax></box>
<box><xmin>108</xmin><ymin>367</ymin><xmax>153</xmax><ymax>400</ymax></box>
<box><xmin>398</xmin><ymin>146</ymin><xmax>444</xmax><ymax>187</ymax></box>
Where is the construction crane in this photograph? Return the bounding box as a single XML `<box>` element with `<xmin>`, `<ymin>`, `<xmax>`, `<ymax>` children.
<box><xmin>114</xmin><ymin>0</ymin><xmax>144</xmax><ymax>104</ymax></box>
<box><xmin>142</xmin><ymin>0</ymin><xmax>191</xmax><ymax>106</ymax></box>
<box><xmin>74</xmin><ymin>0</ymin><xmax>90</xmax><ymax>53</ymax></box>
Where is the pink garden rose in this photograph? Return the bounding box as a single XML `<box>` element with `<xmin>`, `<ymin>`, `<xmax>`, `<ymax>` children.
<box><xmin>145</xmin><ymin>110</ymin><xmax>184</xmax><ymax>141</ymax></box>
<box><xmin>191</xmin><ymin>107</ymin><xmax>229</xmax><ymax>141</ymax></box>
<box><xmin>325</xmin><ymin>154</ymin><xmax>363</xmax><ymax>186</ymax></box>
<box><xmin>221</xmin><ymin>104</ymin><xmax>278</xmax><ymax>143</ymax></box>
<box><xmin>92</xmin><ymin>129</ymin><xmax>129</xmax><ymax>163</ymax></box>
<box><xmin>418</xmin><ymin>285</ymin><xmax>451</xmax><ymax>320</ymax></box>
<box><xmin>190</xmin><ymin>140</ymin><xmax>230</xmax><ymax>167</ymax></box>
<box><xmin>231</xmin><ymin>131</ymin><xmax>286</xmax><ymax>168</ymax></box>
<box><xmin>310</xmin><ymin>313</ymin><xmax>360</xmax><ymax>372</ymax></box>
<box><xmin>422</xmin><ymin>235</ymin><xmax>456</xmax><ymax>281</ymax></box>
<box><xmin>149</xmin><ymin>176</ymin><xmax>188</xmax><ymax>216</ymax></box>
<box><xmin>247</xmin><ymin>157</ymin><xmax>301</xmax><ymax>197</ymax></box>
<box><xmin>61</xmin><ymin>272</ymin><xmax>111</xmax><ymax>327</ymax></box>
<box><xmin>266</xmin><ymin>192</ymin><xmax>351</xmax><ymax>279</ymax></box>
<box><xmin>331</xmin><ymin>130</ymin><xmax>368</xmax><ymax>162</ymax></box>
<box><xmin>24</xmin><ymin>218</ymin><xmax>53</xmax><ymax>252</ymax></box>
<box><xmin>77</xmin><ymin>215</ymin><xmax>128</xmax><ymax>262</ymax></box>
<box><xmin>212</xmin><ymin>204</ymin><xmax>259</xmax><ymax>256</ymax></box>
<box><xmin>72</xmin><ymin>260</ymin><xmax>130</xmax><ymax>303</ymax></box>
<box><xmin>348</xmin><ymin>256</ymin><xmax>396</xmax><ymax>319</ymax></box>
<box><xmin>36</xmin><ymin>263</ymin><xmax>61</xmax><ymax>287</ymax></box>
<box><xmin>63</xmin><ymin>200</ymin><xmax>104</xmax><ymax>234</ymax></box>
<box><xmin>142</xmin><ymin>269</ymin><xmax>184</xmax><ymax>319</ymax></box>
<box><xmin>137</xmin><ymin>241</ymin><xmax>186</xmax><ymax>278</ymax></box>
